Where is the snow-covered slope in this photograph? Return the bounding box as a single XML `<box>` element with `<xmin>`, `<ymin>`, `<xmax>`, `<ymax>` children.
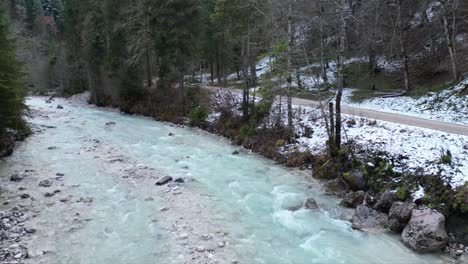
<box><xmin>210</xmin><ymin>89</ymin><xmax>468</xmax><ymax>189</ymax></box>
<box><xmin>343</xmin><ymin>79</ymin><xmax>468</xmax><ymax>125</ymax></box>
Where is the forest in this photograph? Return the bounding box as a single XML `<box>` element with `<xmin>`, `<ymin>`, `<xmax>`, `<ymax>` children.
<box><xmin>0</xmin><ymin>0</ymin><xmax>468</xmax><ymax>263</ymax></box>
<box><xmin>1</xmin><ymin>0</ymin><xmax>467</xmax><ymax>147</ymax></box>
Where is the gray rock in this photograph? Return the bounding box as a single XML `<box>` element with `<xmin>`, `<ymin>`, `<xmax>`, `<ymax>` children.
<box><xmin>20</xmin><ymin>194</ymin><xmax>30</xmax><ymax>199</ymax></box>
<box><xmin>44</xmin><ymin>192</ymin><xmax>55</xmax><ymax>198</ymax></box>
<box><xmin>174</xmin><ymin>178</ymin><xmax>185</xmax><ymax>183</ymax></box>
<box><xmin>105</xmin><ymin>122</ymin><xmax>116</xmax><ymax>126</ymax></box>
<box><xmin>286</xmin><ymin>203</ymin><xmax>302</xmax><ymax>212</ymax></box>
<box><xmin>387</xmin><ymin>202</ymin><xmax>414</xmax><ymax>233</ymax></box>
<box><xmin>196</xmin><ymin>246</ymin><xmax>206</xmax><ymax>252</ymax></box>
<box><xmin>38</xmin><ymin>180</ymin><xmax>52</xmax><ymax>187</ymax></box>
<box><xmin>45</xmin><ymin>99</ymin><xmax>52</xmax><ymax>104</ymax></box>
<box><xmin>232</xmin><ymin>151</ymin><xmax>240</xmax><ymax>155</ymax></box>
<box><xmin>352</xmin><ymin>205</ymin><xmax>388</xmax><ymax>233</ymax></box>
<box><xmin>25</xmin><ymin>228</ymin><xmax>36</xmax><ymax>234</ymax></box>
<box><xmin>10</xmin><ymin>174</ymin><xmax>24</xmax><ymax>182</ymax></box>
<box><xmin>401</xmin><ymin>208</ymin><xmax>448</xmax><ymax>252</ymax></box>
<box><xmin>374</xmin><ymin>189</ymin><xmax>397</xmax><ymax>213</ymax></box>
<box><xmin>304</xmin><ymin>198</ymin><xmax>319</xmax><ymax>210</ymax></box>
<box><xmin>57</xmin><ymin>105</ymin><xmax>64</xmax><ymax>109</ymax></box>
<box><xmin>340</xmin><ymin>191</ymin><xmax>366</xmax><ymax>208</ymax></box>
<box><xmin>156</xmin><ymin>176</ymin><xmax>173</xmax><ymax>186</ymax></box>
<box><xmin>342</xmin><ymin>170</ymin><xmax>367</xmax><ymax>191</ymax></box>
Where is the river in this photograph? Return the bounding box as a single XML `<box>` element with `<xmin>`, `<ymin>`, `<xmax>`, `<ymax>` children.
<box><xmin>0</xmin><ymin>96</ymin><xmax>449</xmax><ymax>264</ymax></box>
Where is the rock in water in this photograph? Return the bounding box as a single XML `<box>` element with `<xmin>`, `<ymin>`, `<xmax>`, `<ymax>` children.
<box><xmin>156</xmin><ymin>176</ymin><xmax>173</xmax><ymax>186</ymax></box>
<box><xmin>340</xmin><ymin>191</ymin><xmax>366</xmax><ymax>208</ymax></box>
<box><xmin>401</xmin><ymin>208</ymin><xmax>448</xmax><ymax>252</ymax></box>
<box><xmin>20</xmin><ymin>193</ymin><xmax>31</xmax><ymax>199</ymax></box>
<box><xmin>174</xmin><ymin>178</ymin><xmax>185</xmax><ymax>183</ymax></box>
<box><xmin>38</xmin><ymin>180</ymin><xmax>52</xmax><ymax>187</ymax></box>
<box><xmin>374</xmin><ymin>189</ymin><xmax>397</xmax><ymax>213</ymax></box>
<box><xmin>57</xmin><ymin>105</ymin><xmax>64</xmax><ymax>109</ymax></box>
<box><xmin>304</xmin><ymin>198</ymin><xmax>319</xmax><ymax>210</ymax></box>
<box><xmin>232</xmin><ymin>151</ymin><xmax>240</xmax><ymax>155</ymax></box>
<box><xmin>105</xmin><ymin>122</ymin><xmax>116</xmax><ymax>126</ymax></box>
<box><xmin>10</xmin><ymin>174</ymin><xmax>23</xmax><ymax>182</ymax></box>
<box><xmin>44</xmin><ymin>192</ymin><xmax>55</xmax><ymax>197</ymax></box>
<box><xmin>352</xmin><ymin>205</ymin><xmax>388</xmax><ymax>233</ymax></box>
<box><xmin>387</xmin><ymin>202</ymin><xmax>414</xmax><ymax>233</ymax></box>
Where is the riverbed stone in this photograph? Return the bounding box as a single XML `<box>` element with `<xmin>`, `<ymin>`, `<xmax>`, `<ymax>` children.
<box><xmin>38</xmin><ymin>180</ymin><xmax>52</xmax><ymax>187</ymax></box>
<box><xmin>352</xmin><ymin>205</ymin><xmax>388</xmax><ymax>233</ymax></box>
<box><xmin>156</xmin><ymin>176</ymin><xmax>173</xmax><ymax>186</ymax></box>
<box><xmin>20</xmin><ymin>194</ymin><xmax>30</xmax><ymax>199</ymax></box>
<box><xmin>174</xmin><ymin>178</ymin><xmax>185</xmax><ymax>183</ymax></box>
<box><xmin>340</xmin><ymin>191</ymin><xmax>366</xmax><ymax>208</ymax></box>
<box><xmin>374</xmin><ymin>189</ymin><xmax>397</xmax><ymax>213</ymax></box>
<box><xmin>387</xmin><ymin>201</ymin><xmax>414</xmax><ymax>233</ymax></box>
<box><xmin>57</xmin><ymin>105</ymin><xmax>64</xmax><ymax>109</ymax></box>
<box><xmin>304</xmin><ymin>198</ymin><xmax>319</xmax><ymax>210</ymax></box>
<box><xmin>10</xmin><ymin>174</ymin><xmax>24</xmax><ymax>182</ymax></box>
<box><xmin>401</xmin><ymin>208</ymin><xmax>448</xmax><ymax>252</ymax></box>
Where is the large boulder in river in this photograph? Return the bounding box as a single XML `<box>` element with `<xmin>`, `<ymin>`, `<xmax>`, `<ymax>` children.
<box><xmin>401</xmin><ymin>208</ymin><xmax>448</xmax><ymax>252</ymax></box>
<box><xmin>387</xmin><ymin>202</ymin><xmax>414</xmax><ymax>233</ymax></box>
<box><xmin>374</xmin><ymin>189</ymin><xmax>398</xmax><ymax>213</ymax></box>
<box><xmin>304</xmin><ymin>198</ymin><xmax>319</xmax><ymax>210</ymax></box>
<box><xmin>340</xmin><ymin>191</ymin><xmax>366</xmax><ymax>208</ymax></box>
<box><xmin>352</xmin><ymin>205</ymin><xmax>388</xmax><ymax>233</ymax></box>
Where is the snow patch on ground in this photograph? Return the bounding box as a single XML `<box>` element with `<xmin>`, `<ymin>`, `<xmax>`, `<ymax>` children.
<box><xmin>209</xmin><ymin>89</ymin><xmax>468</xmax><ymax>188</ymax></box>
<box><xmin>343</xmin><ymin>79</ymin><xmax>468</xmax><ymax>125</ymax></box>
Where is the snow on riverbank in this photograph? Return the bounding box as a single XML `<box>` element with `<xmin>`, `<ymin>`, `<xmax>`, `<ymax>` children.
<box><xmin>210</xmin><ymin>89</ymin><xmax>468</xmax><ymax>188</ymax></box>
<box><xmin>343</xmin><ymin>79</ymin><xmax>468</xmax><ymax>125</ymax></box>
<box><xmin>293</xmin><ymin>107</ymin><xmax>468</xmax><ymax>187</ymax></box>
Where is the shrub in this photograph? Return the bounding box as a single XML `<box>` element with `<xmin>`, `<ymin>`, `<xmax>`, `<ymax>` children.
<box><xmin>189</xmin><ymin>106</ymin><xmax>208</xmax><ymax>127</ymax></box>
<box><xmin>396</xmin><ymin>187</ymin><xmax>409</xmax><ymax>201</ymax></box>
<box><xmin>276</xmin><ymin>139</ymin><xmax>286</xmax><ymax>148</ymax></box>
<box><xmin>440</xmin><ymin>153</ymin><xmax>452</xmax><ymax>165</ymax></box>
<box><xmin>454</xmin><ymin>183</ymin><xmax>468</xmax><ymax>214</ymax></box>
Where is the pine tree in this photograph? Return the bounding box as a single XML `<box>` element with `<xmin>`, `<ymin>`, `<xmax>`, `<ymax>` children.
<box><xmin>0</xmin><ymin>6</ymin><xmax>27</xmax><ymax>135</ymax></box>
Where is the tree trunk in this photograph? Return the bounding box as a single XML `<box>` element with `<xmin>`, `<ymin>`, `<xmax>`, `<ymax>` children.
<box><xmin>443</xmin><ymin>15</ymin><xmax>458</xmax><ymax>82</ymax></box>
<box><xmin>335</xmin><ymin>0</ymin><xmax>346</xmax><ymax>149</ymax></box>
<box><xmin>287</xmin><ymin>0</ymin><xmax>294</xmax><ymax>130</ymax></box>
<box><xmin>210</xmin><ymin>59</ymin><xmax>214</xmax><ymax>84</ymax></box>
<box><xmin>329</xmin><ymin>102</ymin><xmax>335</xmax><ymax>143</ymax></box>
<box><xmin>216</xmin><ymin>46</ymin><xmax>221</xmax><ymax>85</ymax></box>
<box><xmin>369</xmin><ymin>47</ymin><xmax>377</xmax><ymax>90</ymax></box>
<box><xmin>145</xmin><ymin>48</ymin><xmax>152</xmax><ymax>88</ymax></box>
<box><xmin>241</xmin><ymin>35</ymin><xmax>250</xmax><ymax>121</ymax></box>
<box><xmin>397</xmin><ymin>1</ymin><xmax>411</xmax><ymax>91</ymax></box>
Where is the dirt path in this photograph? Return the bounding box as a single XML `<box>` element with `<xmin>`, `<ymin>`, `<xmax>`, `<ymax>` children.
<box><xmin>205</xmin><ymin>86</ymin><xmax>468</xmax><ymax>136</ymax></box>
<box><xmin>291</xmin><ymin>97</ymin><xmax>468</xmax><ymax>136</ymax></box>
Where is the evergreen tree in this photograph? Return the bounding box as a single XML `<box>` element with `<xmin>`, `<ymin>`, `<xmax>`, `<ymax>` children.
<box><xmin>0</xmin><ymin>6</ymin><xmax>27</xmax><ymax>135</ymax></box>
